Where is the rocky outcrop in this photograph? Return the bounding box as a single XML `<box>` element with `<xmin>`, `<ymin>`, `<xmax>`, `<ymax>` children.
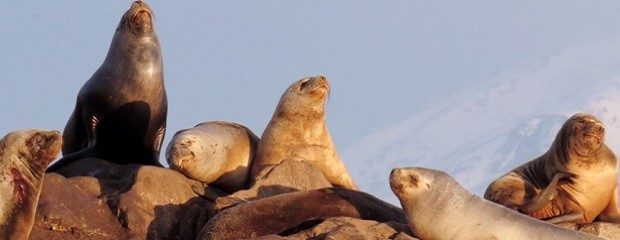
<box><xmin>32</xmin><ymin>165</ymin><xmax>215</xmax><ymax>239</ymax></box>
<box><xmin>32</xmin><ymin>174</ymin><xmax>125</xmax><ymax>239</ymax></box>
<box><xmin>283</xmin><ymin>217</ymin><xmax>417</xmax><ymax>240</ymax></box>
<box><xmin>559</xmin><ymin>222</ymin><xmax>620</xmax><ymax>240</ymax></box>
<box><xmin>214</xmin><ymin>160</ymin><xmax>333</xmax><ymax>211</ymax></box>
<box><xmin>28</xmin><ymin>160</ymin><xmax>620</xmax><ymax>240</ymax></box>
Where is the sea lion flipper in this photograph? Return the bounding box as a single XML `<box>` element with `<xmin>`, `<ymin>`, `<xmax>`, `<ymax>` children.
<box><xmin>519</xmin><ymin>171</ymin><xmax>573</xmax><ymax>213</ymax></box>
<box><xmin>45</xmin><ymin>147</ymin><xmax>94</xmax><ymax>173</ymax></box>
<box><xmin>546</xmin><ymin>212</ymin><xmax>584</xmax><ymax>224</ymax></box>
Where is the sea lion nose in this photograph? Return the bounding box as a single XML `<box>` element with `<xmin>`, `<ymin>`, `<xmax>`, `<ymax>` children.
<box><xmin>591</xmin><ymin>123</ymin><xmax>605</xmax><ymax>133</ymax></box>
<box><xmin>390</xmin><ymin>168</ymin><xmax>400</xmax><ymax>177</ymax></box>
<box><xmin>168</xmin><ymin>142</ymin><xmax>194</xmax><ymax>160</ymax></box>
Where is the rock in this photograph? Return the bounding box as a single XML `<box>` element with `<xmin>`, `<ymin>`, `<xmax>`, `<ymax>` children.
<box><xmin>215</xmin><ymin>160</ymin><xmax>333</xmax><ymax>210</ymax></box>
<box><xmin>105</xmin><ymin>165</ymin><xmax>214</xmax><ymax>239</ymax></box>
<box><xmin>559</xmin><ymin>222</ymin><xmax>620</xmax><ymax>239</ymax></box>
<box><xmin>32</xmin><ymin>173</ymin><xmax>127</xmax><ymax>239</ymax></box>
<box><xmin>282</xmin><ymin>217</ymin><xmax>417</xmax><ymax>240</ymax></box>
<box><xmin>578</xmin><ymin>222</ymin><xmax>620</xmax><ymax>239</ymax></box>
<box><xmin>33</xmin><ymin>165</ymin><xmax>217</xmax><ymax>240</ymax></box>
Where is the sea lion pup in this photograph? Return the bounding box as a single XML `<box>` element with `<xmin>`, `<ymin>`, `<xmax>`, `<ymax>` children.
<box><xmin>0</xmin><ymin>129</ymin><xmax>62</xmax><ymax>239</ymax></box>
<box><xmin>390</xmin><ymin>167</ymin><xmax>604</xmax><ymax>240</ymax></box>
<box><xmin>47</xmin><ymin>1</ymin><xmax>167</xmax><ymax>173</ymax></box>
<box><xmin>166</xmin><ymin>121</ymin><xmax>259</xmax><ymax>193</ymax></box>
<box><xmin>198</xmin><ymin>188</ymin><xmax>407</xmax><ymax>240</ymax></box>
<box><xmin>250</xmin><ymin>76</ymin><xmax>358</xmax><ymax>190</ymax></box>
<box><xmin>484</xmin><ymin>113</ymin><xmax>620</xmax><ymax>224</ymax></box>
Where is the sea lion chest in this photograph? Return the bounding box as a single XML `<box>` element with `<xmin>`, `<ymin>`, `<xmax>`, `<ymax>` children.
<box><xmin>562</xmin><ymin>158</ymin><xmax>618</xmax><ymax>222</ymax></box>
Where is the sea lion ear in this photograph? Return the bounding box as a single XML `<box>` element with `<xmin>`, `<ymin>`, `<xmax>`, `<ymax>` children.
<box><xmin>298</xmin><ymin>78</ymin><xmax>310</xmax><ymax>91</ymax></box>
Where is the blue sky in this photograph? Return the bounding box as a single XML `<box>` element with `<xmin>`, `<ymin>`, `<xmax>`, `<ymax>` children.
<box><xmin>3</xmin><ymin>1</ymin><xmax>620</xmax><ymax>197</ymax></box>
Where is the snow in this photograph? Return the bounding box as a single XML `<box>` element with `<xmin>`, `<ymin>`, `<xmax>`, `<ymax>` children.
<box><xmin>342</xmin><ymin>37</ymin><xmax>620</xmax><ymax>205</ymax></box>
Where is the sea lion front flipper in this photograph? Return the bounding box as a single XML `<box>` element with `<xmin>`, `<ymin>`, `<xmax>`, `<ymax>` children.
<box><xmin>47</xmin><ymin>115</ymin><xmax>100</xmax><ymax>173</ymax></box>
<box><xmin>545</xmin><ymin>212</ymin><xmax>584</xmax><ymax>224</ymax></box>
<box><xmin>191</xmin><ymin>184</ymin><xmax>230</xmax><ymax>202</ymax></box>
<box><xmin>519</xmin><ymin>171</ymin><xmax>576</xmax><ymax>213</ymax></box>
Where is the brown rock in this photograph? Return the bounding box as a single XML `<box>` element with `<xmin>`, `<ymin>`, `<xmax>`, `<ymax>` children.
<box><xmin>106</xmin><ymin>165</ymin><xmax>214</xmax><ymax>239</ymax></box>
<box><xmin>283</xmin><ymin>217</ymin><xmax>417</xmax><ymax>240</ymax></box>
<box><xmin>215</xmin><ymin>160</ymin><xmax>333</xmax><ymax>211</ymax></box>
<box><xmin>247</xmin><ymin>235</ymin><xmax>288</xmax><ymax>240</ymax></box>
<box><xmin>32</xmin><ymin>173</ymin><xmax>126</xmax><ymax>239</ymax></box>
<box><xmin>33</xmin><ymin>164</ymin><xmax>217</xmax><ymax>240</ymax></box>
<box><xmin>560</xmin><ymin>222</ymin><xmax>620</xmax><ymax>240</ymax></box>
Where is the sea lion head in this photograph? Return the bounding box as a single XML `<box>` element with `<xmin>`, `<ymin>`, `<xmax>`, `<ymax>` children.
<box><xmin>561</xmin><ymin>113</ymin><xmax>605</xmax><ymax>157</ymax></box>
<box><xmin>1</xmin><ymin>130</ymin><xmax>62</xmax><ymax>172</ymax></box>
<box><xmin>390</xmin><ymin>167</ymin><xmax>434</xmax><ymax>201</ymax></box>
<box><xmin>166</xmin><ymin>132</ymin><xmax>199</xmax><ymax>174</ymax></box>
<box><xmin>275</xmin><ymin>76</ymin><xmax>330</xmax><ymax>118</ymax></box>
<box><xmin>25</xmin><ymin>131</ymin><xmax>63</xmax><ymax>171</ymax></box>
<box><xmin>119</xmin><ymin>1</ymin><xmax>154</xmax><ymax>35</ymax></box>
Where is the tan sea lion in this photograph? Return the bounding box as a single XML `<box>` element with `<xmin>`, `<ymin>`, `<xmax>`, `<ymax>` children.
<box><xmin>390</xmin><ymin>167</ymin><xmax>604</xmax><ymax>240</ymax></box>
<box><xmin>198</xmin><ymin>187</ymin><xmax>407</xmax><ymax>240</ymax></box>
<box><xmin>47</xmin><ymin>1</ymin><xmax>167</xmax><ymax>173</ymax></box>
<box><xmin>166</xmin><ymin>121</ymin><xmax>259</xmax><ymax>193</ymax></box>
<box><xmin>0</xmin><ymin>129</ymin><xmax>61</xmax><ymax>239</ymax></box>
<box><xmin>250</xmin><ymin>76</ymin><xmax>358</xmax><ymax>190</ymax></box>
<box><xmin>484</xmin><ymin>113</ymin><xmax>620</xmax><ymax>224</ymax></box>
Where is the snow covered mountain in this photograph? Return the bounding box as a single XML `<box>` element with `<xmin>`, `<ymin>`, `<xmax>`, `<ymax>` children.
<box><xmin>341</xmin><ymin>37</ymin><xmax>620</xmax><ymax>205</ymax></box>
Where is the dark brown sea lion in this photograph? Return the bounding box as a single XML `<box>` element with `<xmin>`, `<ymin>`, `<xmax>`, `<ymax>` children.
<box><xmin>47</xmin><ymin>1</ymin><xmax>167</xmax><ymax>173</ymax></box>
<box><xmin>0</xmin><ymin>129</ymin><xmax>62</xmax><ymax>239</ymax></box>
<box><xmin>484</xmin><ymin>113</ymin><xmax>620</xmax><ymax>224</ymax></box>
<box><xmin>390</xmin><ymin>167</ymin><xmax>604</xmax><ymax>240</ymax></box>
<box><xmin>197</xmin><ymin>188</ymin><xmax>406</xmax><ymax>240</ymax></box>
<box><xmin>250</xmin><ymin>76</ymin><xmax>358</xmax><ymax>190</ymax></box>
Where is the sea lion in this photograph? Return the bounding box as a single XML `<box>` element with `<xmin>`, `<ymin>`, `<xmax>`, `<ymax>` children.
<box><xmin>47</xmin><ymin>1</ymin><xmax>167</xmax><ymax>173</ymax></box>
<box><xmin>250</xmin><ymin>76</ymin><xmax>358</xmax><ymax>190</ymax></box>
<box><xmin>0</xmin><ymin>129</ymin><xmax>61</xmax><ymax>239</ymax></box>
<box><xmin>484</xmin><ymin>113</ymin><xmax>620</xmax><ymax>224</ymax></box>
<box><xmin>198</xmin><ymin>187</ymin><xmax>407</xmax><ymax>240</ymax></box>
<box><xmin>390</xmin><ymin>167</ymin><xmax>604</xmax><ymax>240</ymax></box>
<box><xmin>166</xmin><ymin>121</ymin><xmax>259</xmax><ymax>193</ymax></box>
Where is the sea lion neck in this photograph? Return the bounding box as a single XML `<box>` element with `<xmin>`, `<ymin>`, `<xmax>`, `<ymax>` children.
<box><xmin>100</xmin><ymin>1</ymin><xmax>160</xmax><ymax>79</ymax></box>
<box><xmin>101</xmin><ymin>24</ymin><xmax>162</xmax><ymax>85</ymax></box>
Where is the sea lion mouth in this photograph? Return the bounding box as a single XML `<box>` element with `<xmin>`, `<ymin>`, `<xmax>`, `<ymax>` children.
<box><xmin>308</xmin><ymin>77</ymin><xmax>330</xmax><ymax>96</ymax></box>
<box><xmin>573</xmin><ymin>134</ymin><xmax>603</xmax><ymax>156</ymax></box>
<box><xmin>130</xmin><ymin>10</ymin><xmax>152</xmax><ymax>31</ymax></box>
<box><xmin>166</xmin><ymin>138</ymin><xmax>198</xmax><ymax>170</ymax></box>
<box><xmin>124</xmin><ymin>1</ymin><xmax>153</xmax><ymax>33</ymax></box>
<box><xmin>310</xmin><ymin>85</ymin><xmax>330</xmax><ymax>95</ymax></box>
